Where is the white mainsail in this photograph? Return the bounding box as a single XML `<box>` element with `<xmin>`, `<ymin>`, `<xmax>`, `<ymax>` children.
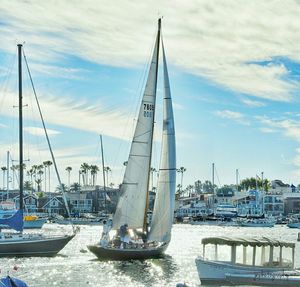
<box><xmin>148</xmin><ymin>39</ymin><xmax>176</xmax><ymax>243</ymax></box>
<box><xmin>112</xmin><ymin>22</ymin><xmax>161</xmax><ymax>230</ymax></box>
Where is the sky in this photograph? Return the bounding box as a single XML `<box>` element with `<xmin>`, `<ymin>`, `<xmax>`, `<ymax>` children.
<box><xmin>1</xmin><ymin>0</ymin><xmax>300</xmax><ymax>190</ymax></box>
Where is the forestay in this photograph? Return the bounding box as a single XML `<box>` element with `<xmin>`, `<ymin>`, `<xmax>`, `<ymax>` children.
<box><xmin>148</xmin><ymin>39</ymin><xmax>176</xmax><ymax>243</ymax></box>
<box><xmin>112</xmin><ymin>25</ymin><xmax>160</xmax><ymax>230</ymax></box>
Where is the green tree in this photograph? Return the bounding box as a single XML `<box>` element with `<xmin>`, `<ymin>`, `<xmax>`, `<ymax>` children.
<box><xmin>56</xmin><ymin>183</ymin><xmax>67</xmax><ymax>193</ymax></box>
<box><xmin>217</xmin><ymin>185</ymin><xmax>235</xmax><ymax>197</ymax></box>
<box><xmin>24</xmin><ymin>180</ymin><xmax>33</xmax><ymax>192</ymax></box>
<box><xmin>70</xmin><ymin>182</ymin><xmax>81</xmax><ymax>193</ymax></box>
<box><xmin>239</xmin><ymin>177</ymin><xmax>271</xmax><ymax>191</ymax></box>
<box><xmin>195</xmin><ymin>180</ymin><xmax>202</xmax><ymax>194</ymax></box>
<box><xmin>202</xmin><ymin>180</ymin><xmax>216</xmax><ymax>194</ymax></box>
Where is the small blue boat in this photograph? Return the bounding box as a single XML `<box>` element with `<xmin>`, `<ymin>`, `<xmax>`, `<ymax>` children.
<box><xmin>0</xmin><ymin>276</ymin><xmax>28</xmax><ymax>287</ymax></box>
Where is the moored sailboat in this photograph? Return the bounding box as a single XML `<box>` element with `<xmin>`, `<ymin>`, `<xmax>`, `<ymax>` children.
<box><xmin>0</xmin><ymin>44</ymin><xmax>75</xmax><ymax>257</ymax></box>
<box><xmin>87</xmin><ymin>18</ymin><xmax>176</xmax><ymax>260</ymax></box>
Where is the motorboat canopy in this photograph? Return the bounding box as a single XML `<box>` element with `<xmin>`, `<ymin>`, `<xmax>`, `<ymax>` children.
<box><xmin>202</xmin><ymin>236</ymin><xmax>295</xmax><ymax>248</ymax></box>
<box><xmin>202</xmin><ymin>236</ymin><xmax>295</xmax><ymax>268</ymax></box>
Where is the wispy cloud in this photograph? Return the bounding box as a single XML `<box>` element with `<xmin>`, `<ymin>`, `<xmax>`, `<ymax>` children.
<box><xmin>241</xmin><ymin>98</ymin><xmax>266</xmax><ymax>107</ymax></box>
<box><xmin>28</xmin><ymin>63</ymin><xmax>89</xmax><ymax>80</ymax></box>
<box><xmin>256</xmin><ymin>116</ymin><xmax>300</xmax><ymax>142</ymax></box>
<box><xmin>0</xmin><ymin>90</ymin><xmax>133</xmax><ymax>141</ymax></box>
<box><xmin>24</xmin><ymin>126</ymin><xmax>61</xmax><ymax>137</ymax></box>
<box><xmin>259</xmin><ymin>127</ymin><xmax>276</xmax><ymax>133</ymax></box>
<box><xmin>0</xmin><ymin>1</ymin><xmax>299</xmax><ymax>102</ymax></box>
<box><xmin>214</xmin><ymin>109</ymin><xmax>250</xmax><ymax>125</ymax></box>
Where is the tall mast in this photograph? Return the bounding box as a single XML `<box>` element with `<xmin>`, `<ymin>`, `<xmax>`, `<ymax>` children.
<box><xmin>100</xmin><ymin>135</ymin><xmax>107</xmax><ymax>212</ymax></box>
<box><xmin>18</xmin><ymin>44</ymin><xmax>23</xmax><ymax>211</ymax></box>
<box><xmin>212</xmin><ymin>163</ymin><xmax>215</xmax><ymax>211</ymax></box>
<box><xmin>6</xmin><ymin>151</ymin><xmax>10</xmax><ymax>200</ymax></box>
<box><xmin>236</xmin><ymin>169</ymin><xmax>239</xmax><ymax>191</ymax></box>
<box><xmin>143</xmin><ymin>18</ymin><xmax>161</xmax><ymax>233</ymax></box>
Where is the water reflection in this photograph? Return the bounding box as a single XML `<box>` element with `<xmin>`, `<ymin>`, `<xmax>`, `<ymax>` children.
<box><xmin>113</xmin><ymin>255</ymin><xmax>177</xmax><ymax>286</ymax></box>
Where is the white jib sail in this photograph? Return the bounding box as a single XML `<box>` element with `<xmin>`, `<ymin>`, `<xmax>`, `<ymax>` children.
<box><xmin>112</xmin><ymin>27</ymin><xmax>160</xmax><ymax>230</ymax></box>
<box><xmin>148</xmin><ymin>39</ymin><xmax>176</xmax><ymax>243</ymax></box>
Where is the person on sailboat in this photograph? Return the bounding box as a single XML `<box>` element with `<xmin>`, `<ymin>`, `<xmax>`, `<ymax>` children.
<box><xmin>119</xmin><ymin>223</ymin><xmax>129</xmax><ymax>249</ymax></box>
<box><xmin>100</xmin><ymin>219</ymin><xmax>112</xmax><ymax>247</ymax></box>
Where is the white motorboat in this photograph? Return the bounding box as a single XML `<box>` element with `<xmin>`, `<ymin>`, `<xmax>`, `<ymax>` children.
<box><xmin>226</xmin><ymin>271</ymin><xmax>300</xmax><ymax>286</ymax></box>
<box><xmin>237</xmin><ymin>218</ymin><xmax>275</xmax><ymax>227</ymax></box>
<box><xmin>195</xmin><ymin>236</ymin><xmax>296</xmax><ymax>285</ymax></box>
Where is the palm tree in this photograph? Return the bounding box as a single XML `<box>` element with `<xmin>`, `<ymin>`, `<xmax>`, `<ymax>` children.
<box><xmin>104</xmin><ymin>166</ymin><xmax>111</xmax><ymax>186</ymax></box>
<box><xmin>1</xmin><ymin>166</ymin><xmax>7</xmax><ymax>190</ymax></box>
<box><xmin>35</xmin><ymin>178</ymin><xmax>42</xmax><ymax>192</ymax></box>
<box><xmin>70</xmin><ymin>182</ymin><xmax>81</xmax><ymax>193</ymax></box>
<box><xmin>123</xmin><ymin>161</ymin><xmax>128</xmax><ymax>167</ymax></box>
<box><xmin>27</xmin><ymin>167</ymin><xmax>35</xmax><ymax>191</ymax></box>
<box><xmin>186</xmin><ymin>184</ymin><xmax>194</xmax><ymax>197</ymax></box>
<box><xmin>80</xmin><ymin>163</ymin><xmax>90</xmax><ymax>186</ymax></box>
<box><xmin>177</xmin><ymin>167</ymin><xmax>186</xmax><ymax>192</ymax></box>
<box><xmin>65</xmin><ymin>166</ymin><xmax>72</xmax><ymax>187</ymax></box>
<box><xmin>24</xmin><ymin>181</ymin><xmax>33</xmax><ymax>192</ymax></box>
<box><xmin>90</xmin><ymin>165</ymin><xmax>99</xmax><ymax>186</ymax></box>
<box><xmin>43</xmin><ymin>161</ymin><xmax>52</xmax><ymax>193</ymax></box>
<box><xmin>31</xmin><ymin>164</ymin><xmax>38</xmax><ymax>191</ymax></box>
<box><xmin>56</xmin><ymin>183</ymin><xmax>67</xmax><ymax>193</ymax></box>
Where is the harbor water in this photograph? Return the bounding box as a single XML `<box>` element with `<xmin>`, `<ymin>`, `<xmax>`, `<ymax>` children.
<box><xmin>1</xmin><ymin>223</ymin><xmax>299</xmax><ymax>286</ymax></box>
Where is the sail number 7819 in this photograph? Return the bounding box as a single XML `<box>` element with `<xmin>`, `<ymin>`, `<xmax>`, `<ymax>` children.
<box><xmin>143</xmin><ymin>104</ymin><xmax>154</xmax><ymax>118</ymax></box>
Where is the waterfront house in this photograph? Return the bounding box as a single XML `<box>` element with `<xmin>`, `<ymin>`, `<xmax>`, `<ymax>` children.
<box><xmin>283</xmin><ymin>193</ymin><xmax>300</xmax><ymax>214</ymax></box>
<box><xmin>269</xmin><ymin>180</ymin><xmax>294</xmax><ymax>194</ymax></box>
<box><xmin>263</xmin><ymin>192</ymin><xmax>284</xmax><ymax>216</ymax></box>
<box><xmin>14</xmin><ymin>193</ymin><xmax>38</xmax><ymax>213</ymax></box>
<box><xmin>234</xmin><ymin>190</ymin><xmax>263</xmax><ymax>216</ymax></box>
<box><xmin>39</xmin><ymin>195</ymin><xmax>66</xmax><ymax>215</ymax></box>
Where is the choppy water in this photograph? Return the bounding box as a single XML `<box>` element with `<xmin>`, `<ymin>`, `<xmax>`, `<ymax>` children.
<box><xmin>1</xmin><ymin>224</ymin><xmax>300</xmax><ymax>286</ymax></box>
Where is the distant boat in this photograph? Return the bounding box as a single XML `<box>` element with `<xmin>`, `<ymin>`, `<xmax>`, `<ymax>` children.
<box><xmin>215</xmin><ymin>204</ymin><xmax>237</xmax><ymax>218</ymax></box>
<box><xmin>23</xmin><ymin>215</ymin><xmax>47</xmax><ymax>229</ymax></box>
<box><xmin>237</xmin><ymin>217</ymin><xmax>275</xmax><ymax>227</ymax></box>
<box><xmin>87</xmin><ymin>18</ymin><xmax>176</xmax><ymax>260</ymax></box>
<box><xmin>0</xmin><ymin>44</ymin><xmax>76</xmax><ymax>257</ymax></box>
<box><xmin>196</xmin><ymin>236</ymin><xmax>297</xmax><ymax>286</ymax></box>
<box><xmin>0</xmin><ymin>202</ymin><xmax>47</xmax><ymax>229</ymax></box>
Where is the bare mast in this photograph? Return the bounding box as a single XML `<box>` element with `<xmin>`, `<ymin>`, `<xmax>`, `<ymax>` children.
<box><xmin>18</xmin><ymin>44</ymin><xmax>24</xmax><ymax>212</ymax></box>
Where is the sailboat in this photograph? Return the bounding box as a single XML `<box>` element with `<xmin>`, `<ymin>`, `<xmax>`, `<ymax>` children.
<box><xmin>0</xmin><ymin>44</ymin><xmax>75</xmax><ymax>257</ymax></box>
<box><xmin>87</xmin><ymin>18</ymin><xmax>176</xmax><ymax>260</ymax></box>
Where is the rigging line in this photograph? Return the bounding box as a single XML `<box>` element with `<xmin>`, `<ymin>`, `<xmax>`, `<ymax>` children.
<box><xmin>22</xmin><ymin>49</ymin><xmax>73</xmax><ymax>229</ymax></box>
<box><xmin>214</xmin><ymin>166</ymin><xmax>221</xmax><ymax>186</ymax></box>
